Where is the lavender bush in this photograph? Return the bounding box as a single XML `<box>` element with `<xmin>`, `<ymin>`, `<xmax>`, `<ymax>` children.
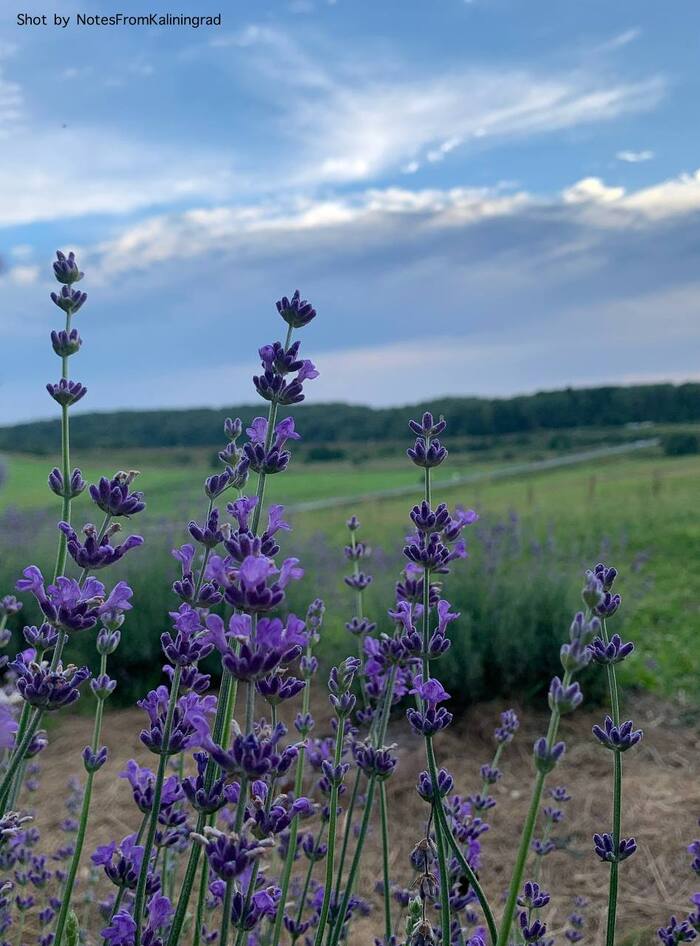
<box><xmin>0</xmin><ymin>251</ymin><xmax>696</xmax><ymax>946</ymax></box>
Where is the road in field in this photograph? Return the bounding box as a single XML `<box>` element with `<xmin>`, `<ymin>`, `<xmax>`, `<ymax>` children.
<box><xmin>288</xmin><ymin>438</ymin><xmax>659</xmax><ymax>512</ymax></box>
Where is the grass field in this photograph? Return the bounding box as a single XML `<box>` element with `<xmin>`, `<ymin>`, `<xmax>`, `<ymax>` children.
<box><xmin>1</xmin><ymin>438</ymin><xmax>698</xmax><ymax>705</ymax></box>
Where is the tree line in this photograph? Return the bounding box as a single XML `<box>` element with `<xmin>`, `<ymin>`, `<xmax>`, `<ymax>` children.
<box><xmin>0</xmin><ymin>382</ymin><xmax>698</xmax><ymax>454</ymax></box>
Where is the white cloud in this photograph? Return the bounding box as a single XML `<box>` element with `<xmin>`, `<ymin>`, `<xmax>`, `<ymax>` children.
<box><xmin>562</xmin><ymin>177</ymin><xmax>625</xmax><ymax>205</ymax></box>
<box><xmin>616</xmin><ymin>149</ymin><xmax>654</xmax><ymax>163</ymax></box>
<box><xmin>0</xmin><ymin>68</ymin><xmax>23</xmax><ymax>140</ymax></box>
<box><xmin>7</xmin><ymin>265</ymin><xmax>40</xmax><ymax>285</ymax></box>
<box><xmin>0</xmin><ymin>21</ymin><xmax>668</xmax><ymax>227</ymax></box>
<box><xmin>10</xmin><ymin>245</ymin><xmax>34</xmax><ymax>260</ymax></box>
<box><xmin>81</xmin><ymin>165</ymin><xmax>700</xmax><ymax>279</ymax></box>
<box><xmin>0</xmin><ymin>125</ymin><xmax>238</xmax><ymax>228</ymax></box>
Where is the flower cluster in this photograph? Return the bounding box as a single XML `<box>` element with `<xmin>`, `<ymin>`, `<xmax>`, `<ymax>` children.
<box><xmin>0</xmin><ymin>251</ymin><xmax>693</xmax><ymax>946</ymax></box>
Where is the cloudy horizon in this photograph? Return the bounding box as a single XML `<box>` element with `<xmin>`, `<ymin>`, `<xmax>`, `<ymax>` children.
<box><xmin>2</xmin><ymin>0</ymin><xmax>700</xmax><ymax>424</ymax></box>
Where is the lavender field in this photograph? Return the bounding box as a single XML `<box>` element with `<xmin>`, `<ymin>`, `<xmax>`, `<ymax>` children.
<box><xmin>0</xmin><ymin>249</ymin><xmax>698</xmax><ymax>946</ymax></box>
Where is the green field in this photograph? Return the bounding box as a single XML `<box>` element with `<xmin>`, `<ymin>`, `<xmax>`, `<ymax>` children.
<box><xmin>1</xmin><ymin>439</ymin><xmax>698</xmax><ymax>707</ymax></box>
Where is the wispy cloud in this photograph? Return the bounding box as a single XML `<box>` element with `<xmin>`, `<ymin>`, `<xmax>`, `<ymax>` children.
<box><xmin>616</xmin><ymin>149</ymin><xmax>654</xmax><ymax>163</ymax></box>
<box><xmin>286</xmin><ymin>66</ymin><xmax>666</xmax><ymax>185</ymax></box>
<box><xmin>595</xmin><ymin>27</ymin><xmax>642</xmax><ymax>52</ymax></box>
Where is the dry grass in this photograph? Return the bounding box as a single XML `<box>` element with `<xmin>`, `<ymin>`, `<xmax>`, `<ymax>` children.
<box><xmin>27</xmin><ymin>693</ymin><xmax>700</xmax><ymax>945</ymax></box>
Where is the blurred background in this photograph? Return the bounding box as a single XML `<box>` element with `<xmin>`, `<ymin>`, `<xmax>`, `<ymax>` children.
<box><xmin>1</xmin><ymin>0</ymin><xmax>699</xmax><ymax>707</ymax></box>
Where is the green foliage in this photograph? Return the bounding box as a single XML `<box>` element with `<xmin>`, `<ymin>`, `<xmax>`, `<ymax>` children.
<box><xmin>304</xmin><ymin>445</ymin><xmax>347</xmax><ymax>462</ymax></box>
<box><xmin>663</xmin><ymin>432</ymin><xmax>698</xmax><ymax>456</ymax></box>
<box><xmin>1</xmin><ymin>449</ymin><xmax>698</xmax><ymax>710</ymax></box>
<box><xmin>2</xmin><ymin>382</ymin><xmax>699</xmax><ymax>454</ymax></box>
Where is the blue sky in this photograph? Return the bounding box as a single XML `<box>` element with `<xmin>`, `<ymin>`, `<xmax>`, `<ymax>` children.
<box><xmin>1</xmin><ymin>0</ymin><xmax>700</xmax><ymax>423</ymax></box>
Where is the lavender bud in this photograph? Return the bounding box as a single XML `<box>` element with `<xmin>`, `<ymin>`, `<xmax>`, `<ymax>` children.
<box><xmin>533</xmin><ymin>737</ymin><xmax>566</xmax><ymax>774</ymax></box>
<box><xmin>48</xmin><ymin>467</ymin><xmax>86</xmax><ymax>500</ymax></box>
<box><xmin>518</xmin><ymin>881</ymin><xmax>550</xmax><ymax>910</ymax></box>
<box><xmin>592</xmin><ymin>716</ymin><xmax>643</xmax><ymax>752</ymax></box>
<box><xmin>321</xmin><ymin>760</ymin><xmax>349</xmax><ymax>787</ymax></box>
<box><xmin>96</xmin><ymin>628</ymin><xmax>121</xmax><ymax>656</ymax></box>
<box><xmin>593</xmin><ymin>832</ymin><xmax>637</xmax><ymax>863</ymax></box>
<box><xmin>50</xmin><ymin>285</ymin><xmax>87</xmax><ymax>313</ymax></box>
<box><xmin>89</xmin><ymin>472</ymin><xmax>145</xmax><ymax>517</ymax></box>
<box><xmin>657</xmin><ymin>916</ymin><xmax>697</xmax><ymax>946</ymax></box>
<box><xmin>560</xmin><ymin>639</ymin><xmax>591</xmax><ymax>673</ymax></box>
<box><xmin>581</xmin><ymin>573</ymin><xmax>604</xmax><ymax>609</ymax></box>
<box><xmin>494</xmin><ymin>709</ymin><xmax>519</xmax><ymax>744</ymax></box>
<box><xmin>224</xmin><ymin>417</ymin><xmax>243</xmax><ymax>441</ymax></box>
<box><xmin>480</xmin><ymin>764</ymin><xmax>502</xmax><ymax>785</ymax></box>
<box><xmin>23</xmin><ymin>623</ymin><xmax>59</xmax><ymax>650</ymax></box>
<box><xmin>596</xmin><ymin>591</ymin><xmax>622</xmax><ymax>618</ymax></box>
<box><xmin>408</xmin><ymin>412</ymin><xmax>447</xmax><ymax>439</ymax></box>
<box><xmin>592</xmin><ymin>562</ymin><xmax>618</xmax><ymax>591</ymax></box>
<box><xmin>588</xmin><ymin>633</ymin><xmax>634</xmax><ymax>665</ymax></box>
<box><xmin>416</xmin><ymin>768</ymin><xmax>453</xmax><ymax>801</ymax></box>
<box><xmin>548</xmin><ymin>676</ymin><xmax>583</xmax><ymax>714</ymax></box>
<box><xmin>90</xmin><ymin>673</ymin><xmax>117</xmax><ymax>701</ymax></box>
<box><xmin>52</xmin><ymin>250</ymin><xmax>84</xmax><ymax>284</ymax></box>
<box><xmin>519</xmin><ymin>911</ymin><xmax>547</xmax><ymax>943</ymax></box>
<box><xmin>26</xmin><ymin>730</ymin><xmax>49</xmax><ymax>758</ymax></box>
<box><xmin>276</xmin><ymin>290</ymin><xmax>316</xmax><ymax>328</ymax></box>
<box><xmin>46</xmin><ymin>379</ymin><xmax>87</xmax><ymax>406</ymax></box>
<box><xmin>0</xmin><ymin>595</ymin><xmax>22</xmax><ymax>618</ymax></box>
<box><xmin>83</xmin><ymin>746</ymin><xmax>108</xmax><ymax>773</ymax></box>
<box><xmin>569</xmin><ymin>611</ymin><xmax>600</xmax><ymax>644</ymax></box>
<box><xmin>345</xmin><ymin>616</ymin><xmax>377</xmax><ymax>636</ymax></box>
<box><xmin>294</xmin><ymin>712</ymin><xmax>314</xmax><ymax>736</ymax></box>
<box><xmin>50</xmin><ymin>328</ymin><xmax>82</xmax><ymax>357</ymax></box>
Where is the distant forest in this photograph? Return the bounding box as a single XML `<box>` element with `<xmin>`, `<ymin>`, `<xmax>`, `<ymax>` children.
<box><xmin>0</xmin><ymin>383</ymin><xmax>698</xmax><ymax>454</ymax></box>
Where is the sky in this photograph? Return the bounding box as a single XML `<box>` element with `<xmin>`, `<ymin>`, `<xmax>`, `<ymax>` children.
<box><xmin>1</xmin><ymin>0</ymin><xmax>700</xmax><ymax>424</ymax></box>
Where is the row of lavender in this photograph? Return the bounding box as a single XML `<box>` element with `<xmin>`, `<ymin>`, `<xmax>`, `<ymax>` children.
<box><xmin>0</xmin><ymin>253</ymin><xmax>696</xmax><ymax>946</ymax></box>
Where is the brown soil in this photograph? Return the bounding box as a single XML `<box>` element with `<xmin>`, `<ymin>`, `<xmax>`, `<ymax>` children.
<box><xmin>27</xmin><ymin>693</ymin><xmax>700</xmax><ymax>945</ymax></box>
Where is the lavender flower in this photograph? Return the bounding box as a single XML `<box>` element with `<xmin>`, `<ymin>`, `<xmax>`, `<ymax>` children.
<box><xmin>89</xmin><ymin>472</ymin><xmax>145</xmax><ymax>517</ymax></box>
<box><xmin>11</xmin><ymin>657</ymin><xmax>90</xmax><ymax>711</ymax></box>
<box><xmin>593</xmin><ymin>832</ymin><xmax>637</xmax><ymax>863</ymax></box>
<box><xmin>58</xmin><ymin>522</ymin><xmax>144</xmax><ymax>570</ymax></box>
<box><xmin>592</xmin><ymin>716</ymin><xmax>643</xmax><ymax>752</ymax></box>
<box><xmin>276</xmin><ymin>290</ymin><xmax>316</xmax><ymax>328</ymax></box>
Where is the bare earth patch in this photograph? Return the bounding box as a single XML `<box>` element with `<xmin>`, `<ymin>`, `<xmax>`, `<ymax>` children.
<box><xmin>28</xmin><ymin>693</ymin><xmax>700</xmax><ymax>945</ymax></box>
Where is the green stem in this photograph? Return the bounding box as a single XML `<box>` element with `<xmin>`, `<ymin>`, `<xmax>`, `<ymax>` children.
<box><xmin>331</xmin><ymin>768</ymin><xmax>362</xmax><ymax>906</ymax></box>
<box><xmin>133</xmin><ymin>664</ymin><xmax>183</xmax><ymax>946</ymax></box>
<box><xmin>379</xmin><ymin>780</ymin><xmax>392</xmax><ymax>943</ymax></box>
<box><xmin>0</xmin><ymin>709</ymin><xmax>42</xmax><ymax>810</ymax></box>
<box><xmin>192</xmin><ymin>853</ymin><xmax>209</xmax><ymax>946</ymax></box>
<box><xmin>220</xmin><ymin>877</ymin><xmax>234</xmax><ymax>946</ymax></box>
<box><xmin>269</xmin><ymin>655</ymin><xmax>313</xmax><ymax>946</ymax></box>
<box><xmin>245</xmin><ymin>678</ymin><xmax>256</xmax><ymax>736</ymax></box>
<box><xmin>326</xmin><ymin>776</ymin><xmax>377</xmax><ymax>946</ymax></box>
<box><xmin>54</xmin><ymin>653</ymin><xmax>108</xmax><ymax>946</ymax></box>
<box><xmin>312</xmin><ymin>714</ymin><xmax>347</xmax><ymax>946</ymax></box>
<box><xmin>603</xmin><ymin>618</ymin><xmax>622</xmax><ymax>946</ymax></box>
<box><xmin>495</xmin><ymin>670</ymin><xmax>572</xmax><ymax>946</ymax></box>
<box><xmin>291</xmin><ymin>823</ymin><xmax>327</xmax><ymax>943</ymax></box>
<box><xmin>166</xmin><ymin>820</ymin><xmax>204</xmax><ymax>946</ymax></box>
<box><xmin>425</xmin><ymin>737</ymin><xmax>452</xmax><ymax>945</ymax></box>
<box><xmin>437</xmin><ymin>800</ymin><xmax>497</xmax><ymax>946</ymax></box>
